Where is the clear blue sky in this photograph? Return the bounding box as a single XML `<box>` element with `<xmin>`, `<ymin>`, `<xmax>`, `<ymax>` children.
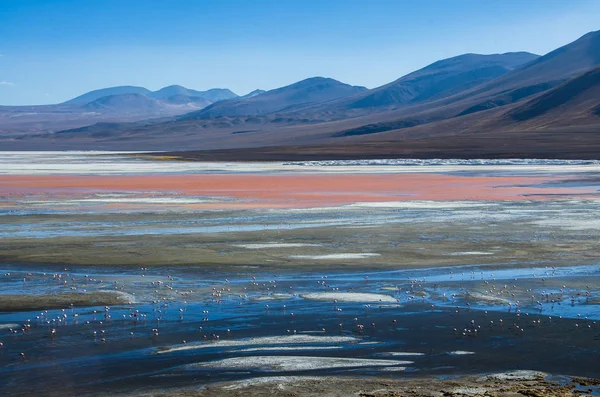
<box><xmin>0</xmin><ymin>0</ymin><xmax>599</xmax><ymax>105</ymax></box>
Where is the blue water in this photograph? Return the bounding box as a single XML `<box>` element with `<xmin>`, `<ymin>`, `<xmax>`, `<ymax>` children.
<box><xmin>1</xmin><ymin>262</ymin><xmax>599</xmax><ymax>396</ymax></box>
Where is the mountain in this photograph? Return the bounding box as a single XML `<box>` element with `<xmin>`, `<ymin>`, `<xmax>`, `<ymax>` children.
<box><xmin>148</xmin><ymin>85</ymin><xmax>238</xmax><ymax>102</ymax></box>
<box><xmin>346</xmin><ymin>52</ymin><xmax>539</xmax><ymax>109</ymax></box>
<box><xmin>151</xmin><ymin>68</ymin><xmax>600</xmax><ymax>159</ymax></box>
<box><xmin>241</xmin><ymin>89</ymin><xmax>266</xmax><ymax>99</ymax></box>
<box><xmin>325</xmin><ymin>64</ymin><xmax>600</xmax><ymax>154</ymax></box>
<box><xmin>66</xmin><ymin>85</ymin><xmax>237</xmax><ymax>105</ymax></box>
<box><xmin>485</xmin><ymin>30</ymin><xmax>600</xmax><ymax>91</ymax></box>
<box><xmin>194</xmin><ymin>88</ymin><xmax>239</xmax><ymax>102</ymax></box>
<box><xmin>182</xmin><ymin>77</ymin><xmax>367</xmax><ymax>118</ymax></box>
<box><xmin>452</xmin><ymin>30</ymin><xmax>600</xmax><ymax>115</ymax></box>
<box><xmin>325</xmin><ymin>30</ymin><xmax>600</xmax><ymax>139</ymax></box>
<box><xmin>0</xmin><ymin>84</ymin><xmax>237</xmax><ymax>134</ymax></box>
<box><xmin>161</xmin><ymin>95</ymin><xmax>212</xmax><ymax>107</ymax></box>
<box><xmin>3</xmin><ymin>30</ymin><xmax>600</xmax><ymax>158</ymax></box>
<box><xmin>504</xmin><ymin>64</ymin><xmax>600</xmax><ymax>127</ymax></box>
<box><xmin>82</xmin><ymin>93</ymin><xmax>171</xmax><ymax>113</ymax></box>
<box><xmin>296</xmin><ymin>31</ymin><xmax>598</xmax><ymax>120</ymax></box>
<box><xmin>65</xmin><ymin>86</ymin><xmax>151</xmax><ymax>105</ymax></box>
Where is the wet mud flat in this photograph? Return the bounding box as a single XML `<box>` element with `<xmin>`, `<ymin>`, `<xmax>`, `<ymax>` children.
<box><xmin>4</xmin><ymin>199</ymin><xmax>600</xmax><ymax>269</ymax></box>
<box><xmin>0</xmin><ymin>291</ymin><xmax>134</xmax><ymax>312</ymax></box>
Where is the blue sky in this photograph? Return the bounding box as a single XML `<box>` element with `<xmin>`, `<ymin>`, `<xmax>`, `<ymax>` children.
<box><xmin>0</xmin><ymin>0</ymin><xmax>599</xmax><ymax>105</ymax></box>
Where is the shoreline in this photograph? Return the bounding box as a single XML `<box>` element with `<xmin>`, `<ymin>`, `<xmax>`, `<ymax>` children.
<box><xmin>130</xmin><ymin>372</ymin><xmax>600</xmax><ymax>397</ymax></box>
<box><xmin>145</xmin><ymin>131</ymin><xmax>600</xmax><ymax>162</ymax></box>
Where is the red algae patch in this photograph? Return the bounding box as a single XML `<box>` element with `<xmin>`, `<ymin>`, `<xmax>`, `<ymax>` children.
<box><xmin>0</xmin><ymin>174</ymin><xmax>597</xmax><ymax>210</ymax></box>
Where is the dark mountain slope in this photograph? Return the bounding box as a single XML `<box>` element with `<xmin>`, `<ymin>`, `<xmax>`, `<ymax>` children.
<box><xmin>333</xmin><ymin>65</ymin><xmax>600</xmax><ymax>141</ymax></box>
<box><xmin>347</xmin><ymin>52</ymin><xmax>539</xmax><ymax>109</ymax></box>
<box><xmin>507</xmin><ymin>64</ymin><xmax>600</xmax><ymax>124</ymax></box>
<box><xmin>450</xmin><ymin>30</ymin><xmax>600</xmax><ymax>114</ymax></box>
<box><xmin>330</xmin><ymin>31</ymin><xmax>600</xmax><ymax>138</ymax></box>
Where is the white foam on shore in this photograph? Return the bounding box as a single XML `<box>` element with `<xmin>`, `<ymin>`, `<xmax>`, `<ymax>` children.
<box><xmin>190</xmin><ymin>355</ymin><xmax>412</xmax><ymax>372</ymax></box>
<box><xmin>301</xmin><ymin>292</ymin><xmax>398</xmax><ymax>303</ymax></box>
<box><xmin>157</xmin><ymin>334</ymin><xmax>358</xmax><ymax>354</ymax></box>
<box><xmin>448</xmin><ymin>351</ymin><xmax>475</xmax><ymax>356</ymax></box>
<box><xmin>0</xmin><ymin>323</ymin><xmax>20</xmax><ymax>330</ymax></box>
<box><xmin>290</xmin><ymin>253</ymin><xmax>380</xmax><ymax>260</ymax></box>
<box><xmin>234</xmin><ymin>243</ymin><xmax>321</xmax><ymax>249</ymax></box>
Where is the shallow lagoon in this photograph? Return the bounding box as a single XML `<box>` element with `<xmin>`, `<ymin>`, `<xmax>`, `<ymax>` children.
<box><xmin>1</xmin><ymin>262</ymin><xmax>598</xmax><ymax>395</ymax></box>
<box><xmin>1</xmin><ymin>152</ymin><xmax>600</xmax><ymax>395</ymax></box>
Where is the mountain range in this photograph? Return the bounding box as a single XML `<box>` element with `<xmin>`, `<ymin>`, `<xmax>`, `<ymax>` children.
<box><xmin>65</xmin><ymin>85</ymin><xmax>238</xmax><ymax>105</ymax></box>
<box><xmin>2</xmin><ymin>30</ymin><xmax>600</xmax><ymax>159</ymax></box>
<box><xmin>0</xmin><ymin>85</ymin><xmax>241</xmax><ymax>135</ymax></box>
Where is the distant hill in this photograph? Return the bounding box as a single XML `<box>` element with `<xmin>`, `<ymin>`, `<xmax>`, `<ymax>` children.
<box><xmin>241</xmin><ymin>89</ymin><xmax>266</xmax><ymax>99</ymax></box>
<box><xmin>65</xmin><ymin>86</ymin><xmax>152</xmax><ymax>105</ymax></box>
<box><xmin>148</xmin><ymin>85</ymin><xmax>238</xmax><ymax>102</ymax></box>
<box><xmin>66</xmin><ymin>84</ymin><xmax>237</xmax><ymax>105</ymax></box>
<box><xmin>183</xmin><ymin>77</ymin><xmax>367</xmax><ymax>118</ymax></box>
<box><xmin>161</xmin><ymin>95</ymin><xmax>212</xmax><ymax>107</ymax></box>
<box><xmin>0</xmin><ymin>84</ymin><xmax>238</xmax><ymax>134</ymax></box>
<box><xmin>82</xmin><ymin>93</ymin><xmax>171</xmax><ymax>113</ymax></box>
<box><xmin>194</xmin><ymin>88</ymin><xmax>239</xmax><ymax>102</ymax></box>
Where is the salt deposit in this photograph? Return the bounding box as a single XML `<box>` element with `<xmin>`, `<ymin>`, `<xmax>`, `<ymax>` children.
<box><xmin>190</xmin><ymin>355</ymin><xmax>412</xmax><ymax>372</ymax></box>
<box><xmin>448</xmin><ymin>251</ymin><xmax>494</xmax><ymax>256</ymax></box>
<box><xmin>250</xmin><ymin>293</ymin><xmax>293</xmax><ymax>301</ymax></box>
<box><xmin>466</xmin><ymin>292</ymin><xmax>510</xmax><ymax>305</ymax></box>
<box><xmin>290</xmin><ymin>253</ymin><xmax>380</xmax><ymax>260</ymax></box>
<box><xmin>157</xmin><ymin>334</ymin><xmax>358</xmax><ymax>354</ymax></box>
<box><xmin>376</xmin><ymin>352</ymin><xmax>425</xmax><ymax>357</ymax></box>
<box><xmin>237</xmin><ymin>346</ymin><xmax>344</xmax><ymax>352</ymax></box>
<box><xmin>5</xmin><ymin>152</ymin><xmax>600</xmax><ymax>176</ymax></box>
<box><xmin>301</xmin><ymin>292</ymin><xmax>398</xmax><ymax>303</ymax></box>
<box><xmin>221</xmin><ymin>376</ymin><xmax>321</xmax><ymax>391</ymax></box>
<box><xmin>234</xmin><ymin>243</ymin><xmax>320</xmax><ymax>249</ymax></box>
